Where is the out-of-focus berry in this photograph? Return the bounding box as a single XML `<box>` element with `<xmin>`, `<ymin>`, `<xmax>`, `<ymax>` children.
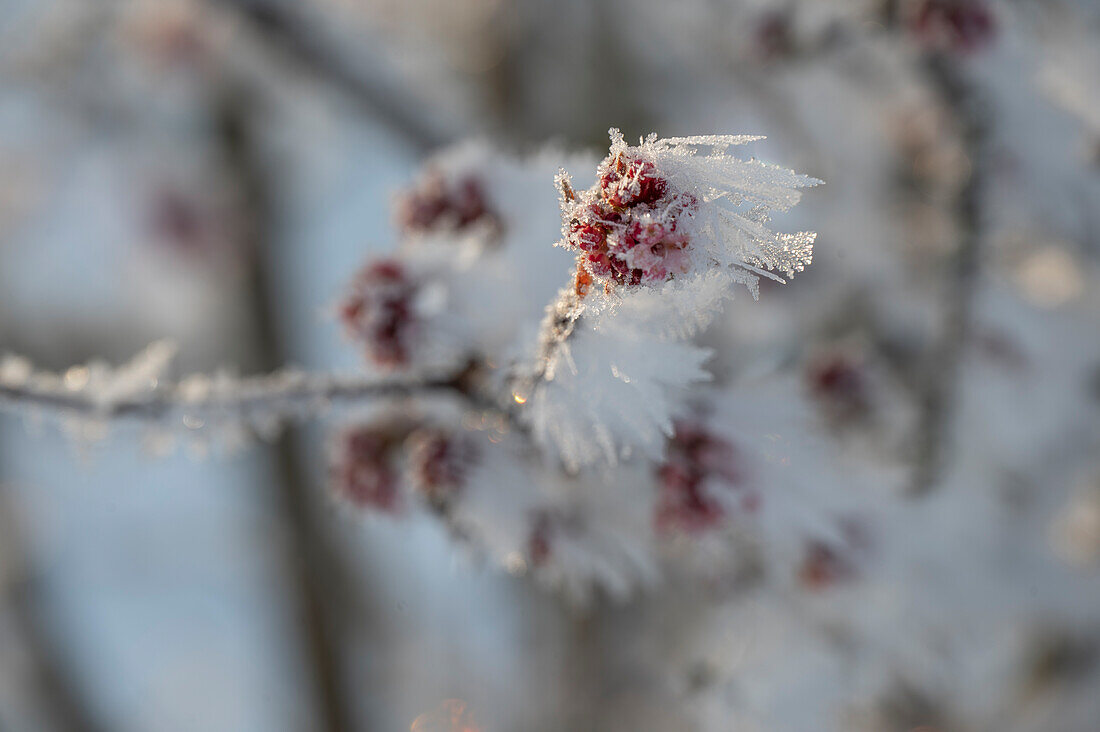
<box><xmin>396</xmin><ymin>172</ymin><xmax>501</xmax><ymax>239</ymax></box>
<box><xmin>331</xmin><ymin>423</ymin><xmax>409</xmax><ymax>512</ymax></box>
<box><xmin>340</xmin><ymin>260</ymin><xmax>418</xmax><ymax>368</ymax></box>
<box><xmin>805</xmin><ymin>349</ymin><xmax>871</xmax><ymax>422</ymax></box>
<box><xmin>528</xmin><ymin>511</ymin><xmax>555</xmax><ymax>567</ymax></box>
<box><xmin>753</xmin><ymin>11</ymin><xmax>796</xmax><ymax>62</ymax></box>
<box><xmin>407</xmin><ymin>427</ymin><xmax>476</xmax><ymax>509</ymax></box>
<box><xmin>906</xmin><ymin>0</ymin><xmax>996</xmax><ymax>54</ymax></box>
<box><xmin>655</xmin><ymin>420</ymin><xmax>742</xmax><ymax>534</ymax></box>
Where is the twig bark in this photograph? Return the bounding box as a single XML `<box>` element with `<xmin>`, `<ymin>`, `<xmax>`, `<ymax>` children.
<box><xmin>208</xmin><ymin>0</ymin><xmax>447</xmax><ymax>153</ymax></box>
<box><xmin>0</xmin><ymin>370</ymin><xmax>463</xmax><ymax>424</ymax></box>
<box><xmin>213</xmin><ymin>82</ymin><xmax>355</xmax><ymax>732</ymax></box>
<box><xmin>0</xmin><ymin>486</ymin><xmax>105</xmax><ymax>732</ymax></box>
<box><xmin>909</xmin><ymin>53</ymin><xmax>988</xmax><ymax>495</ymax></box>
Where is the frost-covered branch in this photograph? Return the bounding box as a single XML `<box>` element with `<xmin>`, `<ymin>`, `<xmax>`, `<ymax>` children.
<box><xmin>0</xmin><ymin>345</ymin><xmax>466</xmax><ymax>429</ymax></box>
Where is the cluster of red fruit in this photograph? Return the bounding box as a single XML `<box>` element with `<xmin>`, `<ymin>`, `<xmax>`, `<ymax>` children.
<box><xmin>406</xmin><ymin>426</ymin><xmax>475</xmax><ymax>510</ymax></box>
<box><xmin>339</xmin><ymin>260</ymin><xmax>417</xmax><ymax>368</ymax></box>
<box><xmin>655</xmin><ymin>420</ymin><xmax>750</xmax><ymax>534</ymax></box>
<box><xmin>330</xmin><ymin>423</ymin><xmax>407</xmax><ymax>512</ymax></box>
<box><xmin>907</xmin><ymin>0</ymin><xmax>996</xmax><ymax>53</ymax></box>
<box><xmin>396</xmin><ymin>172</ymin><xmax>500</xmax><ymax>239</ymax></box>
<box><xmin>564</xmin><ymin>152</ymin><xmax>697</xmax><ymax>293</ymax></box>
<box><xmin>331</xmin><ymin>421</ymin><xmax>473</xmax><ymax>514</ymax></box>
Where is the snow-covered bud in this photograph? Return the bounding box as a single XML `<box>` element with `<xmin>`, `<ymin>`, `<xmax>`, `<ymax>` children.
<box><xmin>340</xmin><ymin>260</ymin><xmax>418</xmax><ymax>368</ymax></box>
<box><xmin>406</xmin><ymin>426</ymin><xmax>477</xmax><ymax>509</ymax></box>
<box><xmin>396</xmin><ymin>170</ymin><xmax>501</xmax><ymax>239</ymax></box>
<box><xmin>906</xmin><ymin>0</ymin><xmax>996</xmax><ymax>53</ymax></box>
<box><xmin>330</xmin><ymin>422</ymin><xmax>411</xmax><ymax>512</ymax></box>
<box><xmin>655</xmin><ymin>420</ymin><xmax>745</xmax><ymax>534</ymax></box>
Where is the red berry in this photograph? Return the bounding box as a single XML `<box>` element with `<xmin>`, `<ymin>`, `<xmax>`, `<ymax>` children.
<box><xmin>600</xmin><ymin>155</ymin><xmax>668</xmax><ymax>209</ymax></box>
<box><xmin>805</xmin><ymin>349</ymin><xmax>870</xmax><ymax>421</ymax></box>
<box><xmin>396</xmin><ymin>172</ymin><xmax>500</xmax><ymax>237</ymax></box>
<box><xmin>655</xmin><ymin>420</ymin><xmax>743</xmax><ymax>534</ymax></box>
<box><xmin>407</xmin><ymin>427</ymin><xmax>475</xmax><ymax>508</ymax></box>
<box><xmin>908</xmin><ymin>0</ymin><xmax>996</xmax><ymax>53</ymax></box>
<box><xmin>340</xmin><ymin>260</ymin><xmax>418</xmax><ymax>368</ymax></box>
<box><xmin>753</xmin><ymin>11</ymin><xmax>795</xmax><ymax>61</ymax></box>
<box><xmin>331</xmin><ymin>425</ymin><xmax>406</xmax><ymax>512</ymax></box>
<box><xmin>565</xmin><ymin>150</ymin><xmax>697</xmax><ymax>289</ymax></box>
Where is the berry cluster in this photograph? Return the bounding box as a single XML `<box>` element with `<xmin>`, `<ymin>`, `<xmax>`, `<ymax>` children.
<box><xmin>330</xmin><ymin>423</ymin><xmax>408</xmax><ymax>512</ymax></box>
<box><xmin>339</xmin><ymin>260</ymin><xmax>418</xmax><ymax>368</ymax></box>
<box><xmin>907</xmin><ymin>0</ymin><xmax>996</xmax><ymax>53</ymax></box>
<box><xmin>655</xmin><ymin>420</ymin><xmax>747</xmax><ymax>534</ymax></box>
<box><xmin>396</xmin><ymin>171</ymin><xmax>500</xmax><ymax>238</ymax></box>
<box><xmin>332</xmin><ymin>421</ymin><xmax>476</xmax><ymax>515</ymax></box>
<box><xmin>562</xmin><ymin>151</ymin><xmax>697</xmax><ymax>291</ymax></box>
<box><xmin>805</xmin><ymin>349</ymin><xmax>870</xmax><ymax>422</ymax></box>
<box><xmin>407</xmin><ymin>427</ymin><xmax>475</xmax><ymax>509</ymax></box>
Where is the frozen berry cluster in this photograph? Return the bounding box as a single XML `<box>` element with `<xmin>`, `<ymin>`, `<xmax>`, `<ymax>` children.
<box><xmin>396</xmin><ymin>171</ymin><xmax>500</xmax><ymax>239</ymax></box>
<box><xmin>332</xmin><ymin>421</ymin><xmax>475</xmax><ymax>514</ymax></box>
<box><xmin>907</xmin><ymin>0</ymin><xmax>996</xmax><ymax>53</ymax></box>
<box><xmin>655</xmin><ymin>420</ymin><xmax>748</xmax><ymax>534</ymax></box>
<box><xmin>339</xmin><ymin>260</ymin><xmax>418</xmax><ymax>369</ymax></box>
<box><xmin>562</xmin><ymin>151</ymin><xmax>697</xmax><ymax>291</ymax></box>
<box><xmin>330</xmin><ymin>423</ymin><xmax>408</xmax><ymax>512</ymax></box>
<box><xmin>407</xmin><ymin>426</ymin><xmax>476</xmax><ymax>509</ymax></box>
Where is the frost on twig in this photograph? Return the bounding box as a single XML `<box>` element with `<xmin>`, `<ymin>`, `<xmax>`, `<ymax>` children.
<box><xmin>0</xmin><ymin>342</ymin><xmax>463</xmax><ymax>445</ymax></box>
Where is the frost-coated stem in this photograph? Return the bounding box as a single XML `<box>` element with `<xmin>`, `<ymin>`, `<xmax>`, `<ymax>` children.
<box><xmin>910</xmin><ymin>53</ymin><xmax>988</xmax><ymax>495</ymax></box>
<box><xmin>0</xmin><ymin>368</ymin><xmax>464</xmax><ymax>427</ymax></box>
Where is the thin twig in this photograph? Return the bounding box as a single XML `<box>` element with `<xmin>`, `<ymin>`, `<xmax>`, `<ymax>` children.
<box><xmin>0</xmin><ymin>486</ymin><xmax>105</xmax><ymax>732</ymax></box>
<box><xmin>909</xmin><ymin>53</ymin><xmax>988</xmax><ymax>495</ymax></box>
<box><xmin>208</xmin><ymin>0</ymin><xmax>448</xmax><ymax>152</ymax></box>
<box><xmin>215</xmin><ymin>80</ymin><xmax>358</xmax><ymax>732</ymax></box>
<box><xmin>0</xmin><ymin>371</ymin><xmax>463</xmax><ymax>424</ymax></box>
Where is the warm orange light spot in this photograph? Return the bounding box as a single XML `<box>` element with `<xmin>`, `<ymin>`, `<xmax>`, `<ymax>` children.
<box><xmin>512</xmin><ymin>391</ymin><xmax>528</xmax><ymax>405</ymax></box>
<box><xmin>410</xmin><ymin>699</ymin><xmax>481</xmax><ymax>732</ymax></box>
